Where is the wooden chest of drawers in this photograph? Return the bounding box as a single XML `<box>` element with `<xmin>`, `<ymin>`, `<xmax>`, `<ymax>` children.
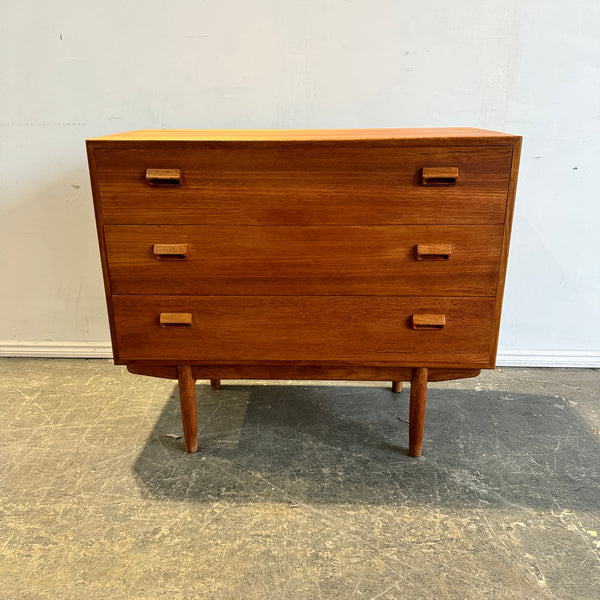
<box><xmin>87</xmin><ymin>128</ymin><xmax>521</xmax><ymax>457</ymax></box>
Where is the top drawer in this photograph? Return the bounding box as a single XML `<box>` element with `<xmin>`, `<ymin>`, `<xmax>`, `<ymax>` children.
<box><xmin>93</xmin><ymin>144</ymin><xmax>513</xmax><ymax>225</ymax></box>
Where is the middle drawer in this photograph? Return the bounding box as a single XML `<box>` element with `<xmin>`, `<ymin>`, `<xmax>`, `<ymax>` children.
<box><xmin>104</xmin><ymin>225</ymin><xmax>503</xmax><ymax>296</ymax></box>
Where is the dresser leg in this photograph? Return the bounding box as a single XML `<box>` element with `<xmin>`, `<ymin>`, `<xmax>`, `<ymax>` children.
<box><xmin>210</xmin><ymin>379</ymin><xmax>221</xmax><ymax>390</ymax></box>
<box><xmin>392</xmin><ymin>381</ymin><xmax>403</xmax><ymax>393</ymax></box>
<box><xmin>177</xmin><ymin>365</ymin><xmax>198</xmax><ymax>453</ymax></box>
<box><xmin>409</xmin><ymin>367</ymin><xmax>428</xmax><ymax>458</ymax></box>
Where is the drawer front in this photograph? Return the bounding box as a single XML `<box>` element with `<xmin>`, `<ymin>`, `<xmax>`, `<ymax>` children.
<box><xmin>112</xmin><ymin>295</ymin><xmax>496</xmax><ymax>366</ymax></box>
<box><xmin>95</xmin><ymin>145</ymin><xmax>513</xmax><ymax>225</ymax></box>
<box><xmin>104</xmin><ymin>225</ymin><xmax>503</xmax><ymax>296</ymax></box>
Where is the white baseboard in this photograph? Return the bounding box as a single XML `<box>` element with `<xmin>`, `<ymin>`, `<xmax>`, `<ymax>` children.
<box><xmin>496</xmin><ymin>350</ymin><xmax>600</xmax><ymax>368</ymax></box>
<box><xmin>0</xmin><ymin>341</ymin><xmax>113</xmax><ymax>358</ymax></box>
<box><xmin>0</xmin><ymin>342</ymin><xmax>599</xmax><ymax>367</ymax></box>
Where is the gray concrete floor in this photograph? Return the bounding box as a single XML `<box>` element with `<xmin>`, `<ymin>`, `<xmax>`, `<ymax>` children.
<box><xmin>0</xmin><ymin>359</ymin><xmax>598</xmax><ymax>599</ymax></box>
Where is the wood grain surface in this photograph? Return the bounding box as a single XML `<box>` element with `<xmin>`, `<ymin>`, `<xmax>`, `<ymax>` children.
<box><xmin>409</xmin><ymin>367</ymin><xmax>429</xmax><ymax>457</ymax></box>
<box><xmin>176</xmin><ymin>365</ymin><xmax>198</xmax><ymax>453</ymax></box>
<box><xmin>126</xmin><ymin>363</ymin><xmax>481</xmax><ymax>382</ymax></box>
<box><xmin>104</xmin><ymin>224</ymin><xmax>503</xmax><ymax>296</ymax></box>
<box><xmin>489</xmin><ymin>136</ymin><xmax>522</xmax><ymax>366</ymax></box>
<box><xmin>87</xmin><ymin>127</ymin><xmax>519</xmax><ymax>143</ymax></box>
<box><xmin>95</xmin><ymin>145</ymin><xmax>512</xmax><ymax>225</ymax></box>
<box><xmin>87</xmin><ymin>128</ymin><xmax>521</xmax><ymax>456</ymax></box>
<box><xmin>111</xmin><ymin>295</ymin><xmax>496</xmax><ymax>366</ymax></box>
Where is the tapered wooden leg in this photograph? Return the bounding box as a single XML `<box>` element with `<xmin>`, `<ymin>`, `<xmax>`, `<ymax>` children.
<box><xmin>177</xmin><ymin>365</ymin><xmax>198</xmax><ymax>453</ymax></box>
<box><xmin>392</xmin><ymin>381</ymin><xmax>403</xmax><ymax>393</ymax></box>
<box><xmin>210</xmin><ymin>379</ymin><xmax>221</xmax><ymax>390</ymax></box>
<box><xmin>409</xmin><ymin>367</ymin><xmax>428</xmax><ymax>457</ymax></box>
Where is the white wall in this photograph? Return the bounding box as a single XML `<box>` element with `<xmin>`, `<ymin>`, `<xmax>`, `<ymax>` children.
<box><xmin>1</xmin><ymin>0</ymin><xmax>599</xmax><ymax>365</ymax></box>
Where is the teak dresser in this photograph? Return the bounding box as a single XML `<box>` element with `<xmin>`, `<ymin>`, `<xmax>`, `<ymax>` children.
<box><xmin>87</xmin><ymin>128</ymin><xmax>521</xmax><ymax>457</ymax></box>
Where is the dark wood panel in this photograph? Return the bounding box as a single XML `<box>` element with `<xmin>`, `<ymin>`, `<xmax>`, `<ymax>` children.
<box><xmin>489</xmin><ymin>136</ymin><xmax>522</xmax><ymax>366</ymax></box>
<box><xmin>112</xmin><ymin>295</ymin><xmax>496</xmax><ymax>366</ymax></box>
<box><xmin>126</xmin><ymin>363</ymin><xmax>480</xmax><ymax>382</ymax></box>
<box><xmin>95</xmin><ymin>145</ymin><xmax>512</xmax><ymax>224</ymax></box>
<box><xmin>104</xmin><ymin>225</ymin><xmax>503</xmax><ymax>296</ymax></box>
<box><xmin>86</xmin><ymin>142</ymin><xmax>121</xmax><ymax>361</ymax></box>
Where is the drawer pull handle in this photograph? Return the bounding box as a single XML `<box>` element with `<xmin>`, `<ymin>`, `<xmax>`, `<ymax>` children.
<box><xmin>159</xmin><ymin>313</ymin><xmax>192</xmax><ymax>327</ymax></box>
<box><xmin>422</xmin><ymin>167</ymin><xmax>458</xmax><ymax>186</ymax></box>
<box><xmin>416</xmin><ymin>243</ymin><xmax>452</xmax><ymax>260</ymax></box>
<box><xmin>146</xmin><ymin>169</ymin><xmax>182</xmax><ymax>186</ymax></box>
<box><xmin>153</xmin><ymin>243</ymin><xmax>189</xmax><ymax>259</ymax></box>
<box><xmin>412</xmin><ymin>314</ymin><xmax>446</xmax><ymax>330</ymax></box>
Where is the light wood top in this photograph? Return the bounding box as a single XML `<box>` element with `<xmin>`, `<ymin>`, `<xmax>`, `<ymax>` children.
<box><xmin>87</xmin><ymin>127</ymin><xmax>519</xmax><ymax>143</ymax></box>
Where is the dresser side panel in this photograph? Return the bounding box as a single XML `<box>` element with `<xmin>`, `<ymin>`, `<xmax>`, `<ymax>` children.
<box><xmin>86</xmin><ymin>141</ymin><xmax>121</xmax><ymax>363</ymax></box>
<box><xmin>489</xmin><ymin>137</ymin><xmax>522</xmax><ymax>366</ymax></box>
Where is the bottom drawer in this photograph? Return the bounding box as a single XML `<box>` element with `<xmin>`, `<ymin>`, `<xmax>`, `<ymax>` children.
<box><xmin>112</xmin><ymin>295</ymin><xmax>497</xmax><ymax>367</ymax></box>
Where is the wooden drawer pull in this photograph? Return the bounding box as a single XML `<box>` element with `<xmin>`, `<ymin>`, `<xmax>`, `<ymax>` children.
<box><xmin>421</xmin><ymin>167</ymin><xmax>458</xmax><ymax>185</ymax></box>
<box><xmin>146</xmin><ymin>169</ymin><xmax>182</xmax><ymax>186</ymax></box>
<box><xmin>159</xmin><ymin>313</ymin><xmax>192</xmax><ymax>327</ymax></box>
<box><xmin>412</xmin><ymin>314</ymin><xmax>446</xmax><ymax>330</ymax></box>
<box><xmin>153</xmin><ymin>243</ymin><xmax>189</xmax><ymax>259</ymax></box>
<box><xmin>416</xmin><ymin>243</ymin><xmax>452</xmax><ymax>260</ymax></box>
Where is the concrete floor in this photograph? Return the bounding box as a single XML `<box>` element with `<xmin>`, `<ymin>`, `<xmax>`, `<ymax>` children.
<box><xmin>0</xmin><ymin>359</ymin><xmax>598</xmax><ymax>599</ymax></box>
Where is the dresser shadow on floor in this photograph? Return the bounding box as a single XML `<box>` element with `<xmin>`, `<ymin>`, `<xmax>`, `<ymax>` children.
<box><xmin>132</xmin><ymin>383</ymin><xmax>599</xmax><ymax>509</ymax></box>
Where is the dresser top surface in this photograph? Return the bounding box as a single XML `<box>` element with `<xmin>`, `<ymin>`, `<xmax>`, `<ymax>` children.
<box><xmin>87</xmin><ymin>127</ymin><xmax>520</xmax><ymax>144</ymax></box>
